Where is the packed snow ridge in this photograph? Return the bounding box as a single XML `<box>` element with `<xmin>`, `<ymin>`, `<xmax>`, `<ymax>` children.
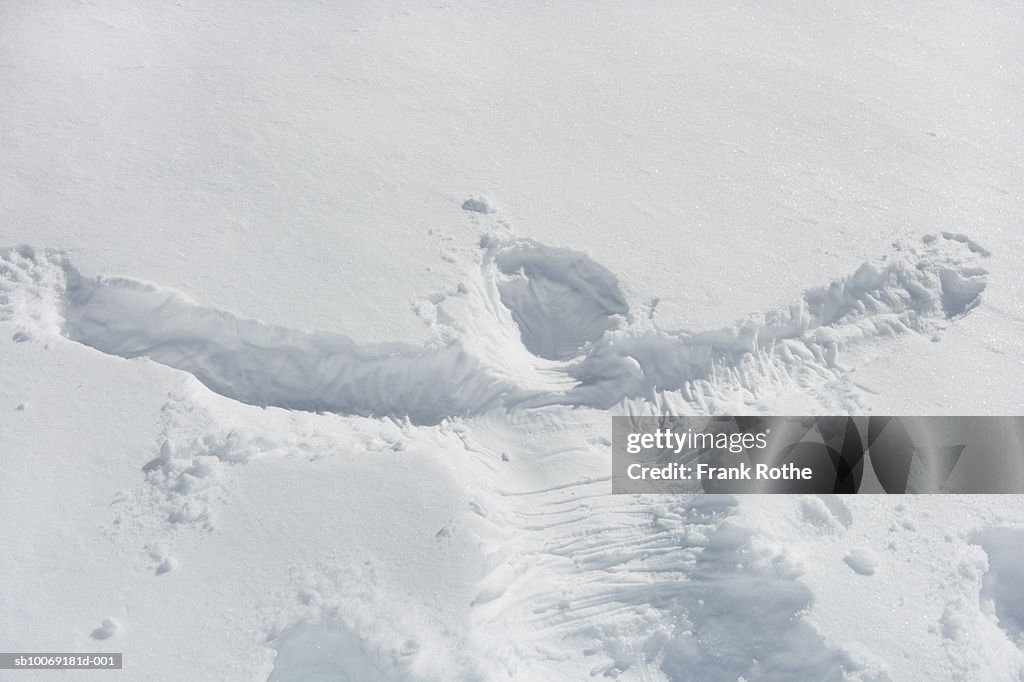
<box><xmin>0</xmin><ymin>232</ymin><xmax>988</xmax><ymax>422</ymax></box>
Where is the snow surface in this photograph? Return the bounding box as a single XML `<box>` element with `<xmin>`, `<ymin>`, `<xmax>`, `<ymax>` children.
<box><xmin>2</xmin><ymin>1</ymin><xmax>1024</xmax><ymax>681</ymax></box>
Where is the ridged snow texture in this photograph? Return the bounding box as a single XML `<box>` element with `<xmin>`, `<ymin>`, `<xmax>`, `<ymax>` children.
<box><xmin>0</xmin><ymin>232</ymin><xmax>989</xmax><ymax>423</ymax></box>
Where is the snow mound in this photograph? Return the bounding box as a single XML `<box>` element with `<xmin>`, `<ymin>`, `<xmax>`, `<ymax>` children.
<box><xmin>90</xmin><ymin>617</ymin><xmax>121</xmax><ymax>641</ymax></box>
<box><xmin>843</xmin><ymin>548</ymin><xmax>880</xmax><ymax>576</ymax></box>
<box><xmin>974</xmin><ymin>528</ymin><xmax>1024</xmax><ymax>648</ymax></box>
<box><xmin>461</xmin><ymin>196</ymin><xmax>495</xmax><ymax>214</ymax></box>
<box><xmin>799</xmin><ymin>495</ymin><xmax>852</xmax><ymax>532</ymax></box>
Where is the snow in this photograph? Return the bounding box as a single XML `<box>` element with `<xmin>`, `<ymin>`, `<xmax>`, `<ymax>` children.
<box><xmin>842</xmin><ymin>548</ymin><xmax>880</xmax><ymax>576</ymax></box>
<box><xmin>975</xmin><ymin>528</ymin><xmax>1024</xmax><ymax>648</ymax></box>
<box><xmin>2</xmin><ymin>1</ymin><xmax>1024</xmax><ymax>680</ymax></box>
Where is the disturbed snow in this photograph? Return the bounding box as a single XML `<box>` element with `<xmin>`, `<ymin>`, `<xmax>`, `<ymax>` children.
<box><xmin>2</xmin><ymin>217</ymin><xmax>1022</xmax><ymax>680</ymax></box>
<box><xmin>0</xmin><ymin>230</ymin><xmax>990</xmax><ymax>422</ymax></box>
<box><xmin>2</xmin><ymin>3</ymin><xmax>1023</xmax><ymax>679</ymax></box>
